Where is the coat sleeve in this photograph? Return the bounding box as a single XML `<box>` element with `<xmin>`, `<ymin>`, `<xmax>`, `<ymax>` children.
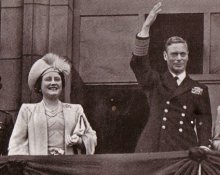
<box><xmin>8</xmin><ymin>104</ymin><xmax>30</xmax><ymax>155</ymax></box>
<box><xmin>130</xmin><ymin>37</ymin><xmax>159</xmax><ymax>91</ymax></box>
<box><xmin>195</xmin><ymin>86</ymin><xmax>212</xmax><ymax>148</ymax></box>
<box><xmin>74</xmin><ymin>105</ymin><xmax>97</xmax><ymax>155</ymax></box>
<box><xmin>212</xmin><ymin>106</ymin><xmax>220</xmax><ymax>150</ymax></box>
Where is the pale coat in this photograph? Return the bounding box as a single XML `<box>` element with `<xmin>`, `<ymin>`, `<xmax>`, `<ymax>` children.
<box><xmin>8</xmin><ymin>101</ymin><xmax>97</xmax><ymax>155</ymax></box>
<box><xmin>213</xmin><ymin>106</ymin><xmax>220</xmax><ymax>150</ymax></box>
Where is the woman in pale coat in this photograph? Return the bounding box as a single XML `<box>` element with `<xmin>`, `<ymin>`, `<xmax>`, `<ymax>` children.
<box><xmin>8</xmin><ymin>53</ymin><xmax>97</xmax><ymax>155</ymax></box>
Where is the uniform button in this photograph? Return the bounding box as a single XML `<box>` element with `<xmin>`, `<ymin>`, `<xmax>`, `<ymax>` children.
<box><xmin>191</xmin><ymin>121</ymin><xmax>194</xmax><ymax>124</ymax></box>
<box><xmin>164</xmin><ymin>109</ymin><xmax>168</xmax><ymax>113</ymax></box>
<box><xmin>181</xmin><ymin>113</ymin><xmax>185</xmax><ymax>117</ymax></box>
<box><xmin>162</xmin><ymin>125</ymin><xmax>166</xmax><ymax>129</ymax></box>
<box><xmin>110</xmin><ymin>98</ymin><xmax>114</xmax><ymax>102</ymax></box>
<box><xmin>183</xmin><ymin>105</ymin><xmax>187</xmax><ymax>109</ymax></box>
<box><xmin>112</xmin><ymin>106</ymin><xmax>117</xmax><ymax>112</ymax></box>
<box><xmin>166</xmin><ymin>101</ymin><xmax>170</xmax><ymax>105</ymax></box>
<box><xmin>179</xmin><ymin>128</ymin><xmax>183</xmax><ymax>132</ymax></box>
<box><xmin>163</xmin><ymin>117</ymin><xmax>167</xmax><ymax>121</ymax></box>
<box><xmin>199</xmin><ymin>122</ymin><xmax>203</xmax><ymax>126</ymax></box>
<box><xmin>179</xmin><ymin>121</ymin><xmax>183</xmax><ymax>125</ymax></box>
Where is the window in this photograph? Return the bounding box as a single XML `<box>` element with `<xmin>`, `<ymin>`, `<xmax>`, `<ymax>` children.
<box><xmin>148</xmin><ymin>14</ymin><xmax>204</xmax><ymax>74</ymax></box>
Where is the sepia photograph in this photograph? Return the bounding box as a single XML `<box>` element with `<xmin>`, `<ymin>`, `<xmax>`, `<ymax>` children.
<box><xmin>0</xmin><ymin>0</ymin><xmax>220</xmax><ymax>174</ymax></box>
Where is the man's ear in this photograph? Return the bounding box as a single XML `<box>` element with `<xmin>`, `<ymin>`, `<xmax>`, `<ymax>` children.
<box><xmin>163</xmin><ymin>51</ymin><xmax>167</xmax><ymax>61</ymax></box>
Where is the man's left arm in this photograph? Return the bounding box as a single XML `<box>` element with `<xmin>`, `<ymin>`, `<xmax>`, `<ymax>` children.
<box><xmin>0</xmin><ymin>112</ymin><xmax>14</xmax><ymax>155</ymax></box>
<box><xmin>196</xmin><ymin>86</ymin><xmax>212</xmax><ymax>149</ymax></box>
<box><xmin>4</xmin><ymin>114</ymin><xmax>14</xmax><ymax>155</ymax></box>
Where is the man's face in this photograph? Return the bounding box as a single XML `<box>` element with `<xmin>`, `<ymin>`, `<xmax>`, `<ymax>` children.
<box><xmin>163</xmin><ymin>43</ymin><xmax>189</xmax><ymax>75</ymax></box>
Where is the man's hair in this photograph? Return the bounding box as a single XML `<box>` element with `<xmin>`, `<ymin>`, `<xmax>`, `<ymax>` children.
<box><xmin>164</xmin><ymin>36</ymin><xmax>188</xmax><ymax>52</ymax></box>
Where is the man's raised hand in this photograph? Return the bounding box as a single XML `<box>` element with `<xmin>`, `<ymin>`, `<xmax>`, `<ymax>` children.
<box><xmin>138</xmin><ymin>2</ymin><xmax>162</xmax><ymax>37</ymax></box>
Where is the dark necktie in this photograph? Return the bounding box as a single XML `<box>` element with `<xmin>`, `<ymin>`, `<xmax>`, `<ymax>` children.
<box><xmin>174</xmin><ymin>76</ymin><xmax>179</xmax><ymax>87</ymax></box>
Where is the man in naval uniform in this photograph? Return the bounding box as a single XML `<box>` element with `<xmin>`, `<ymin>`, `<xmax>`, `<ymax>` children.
<box><xmin>0</xmin><ymin>110</ymin><xmax>13</xmax><ymax>155</ymax></box>
<box><xmin>0</xmin><ymin>77</ymin><xmax>14</xmax><ymax>155</ymax></box>
<box><xmin>130</xmin><ymin>2</ymin><xmax>212</xmax><ymax>152</ymax></box>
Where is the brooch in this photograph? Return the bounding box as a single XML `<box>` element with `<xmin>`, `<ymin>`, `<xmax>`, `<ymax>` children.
<box><xmin>64</xmin><ymin>104</ymin><xmax>71</xmax><ymax>108</ymax></box>
<box><xmin>191</xmin><ymin>87</ymin><xmax>203</xmax><ymax>95</ymax></box>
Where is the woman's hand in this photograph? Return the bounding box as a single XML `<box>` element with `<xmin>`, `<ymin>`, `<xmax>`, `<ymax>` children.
<box><xmin>199</xmin><ymin>145</ymin><xmax>211</xmax><ymax>152</ymax></box>
<box><xmin>66</xmin><ymin>134</ymin><xmax>82</xmax><ymax>147</ymax></box>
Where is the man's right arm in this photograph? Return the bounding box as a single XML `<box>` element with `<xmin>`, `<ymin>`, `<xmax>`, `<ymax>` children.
<box><xmin>130</xmin><ymin>36</ymin><xmax>153</xmax><ymax>90</ymax></box>
<box><xmin>130</xmin><ymin>2</ymin><xmax>162</xmax><ymax>90</ymax></box>
<box><xmin>138</xmin><ymin>2</ymin><xmax>162</xmax><ymax>38</ymax></box>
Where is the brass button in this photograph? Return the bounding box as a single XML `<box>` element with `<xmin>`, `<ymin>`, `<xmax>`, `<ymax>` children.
<box><xmin>191</xmin><ymin>121</ymin><xmax>194</xmax><ymax>124</ymax></box>
<box><xmin>164</xmin><ymin>109</ymin><xmax>168</xmax><ymax>113</ymax></box>
<box><xmin>166</xmin><ymin>101</ymin><xmax>170</xmax><ymax>105</ymax></box>
<box><xmin>110</xmin><ymin>98</ymin><xmax>114</xmax><ymax>102</ymax></box>
<box><xmin>162</xmin><ymin>125</ymin><xmax>166</xmax><ymax>129</ymax></box>
<box><xmin>183</xmin><ymin>105</ymin><xmax>187</xmax><ymax>109</ymax></box>
<box><xmin>112</xmin><ymin>106</ymin><xmax>117</xmax><ymax>112</ymax></box>
<box><xmin>179</xmin><ymin>121</ymin><xmax>183</xmax><ymax>125</ymax></box>
<box><xmin>199</xmin><ymin>122</ymin><xmax>203</xmax><ymax>126</ymax></box>
<box><xmin>181</xmin><ymin>113</ymin><xmax>185</xmax><ymax>117</ymax></box>
<box><xmin>179</xmin><ymin>128</ymin><xmax>183</xmax><ymax>132</ymax></box>
<box><xmin>163</xmin><ymin>117</ymin><xmax>167</xmax><ymax>121</ymax></box>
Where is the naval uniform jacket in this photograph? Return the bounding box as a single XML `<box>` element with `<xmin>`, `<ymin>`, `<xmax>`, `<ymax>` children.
<box><xmin>130</xmin><ymin>37</ymin><xmax>212</xmax><ymax>152</ymax></box>
<box><xmin>0</xmin><ymin>110</ymin><xmax>13</xmax><ymax>155</ymax></box>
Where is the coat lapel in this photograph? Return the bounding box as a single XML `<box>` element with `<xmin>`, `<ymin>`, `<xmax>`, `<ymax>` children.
<box><xmin>33</xmin><ymin>101</ymin><xmax>48</xmax><ymax>155</ymax></box>
<box><xmin>62</xmin><ymin>103</ymin><xmax>77</xmax><ymax>154</ymax></box>
<box><xmin>63</xmin><ymin>103</ymin><xmax>76</xmax><ymax>136</ymax></box>
<box><xmin>170</xmin><ymin>75</ymin><xmax>195</xmax><ymax>99</ymax></box>
<box><xmin>159</xmin><ymin>71</ymin><xmax>177</xmax><ymax>98</ymax></box>
<box><xmin>161</xmin><ymin>72</ymin><xmax>195</xmax><ymax>100</ymax></box>
<box><xmin>162</xmin><ymin>71</ymin><xmax>178</xmax><ymax>91</ymax></box>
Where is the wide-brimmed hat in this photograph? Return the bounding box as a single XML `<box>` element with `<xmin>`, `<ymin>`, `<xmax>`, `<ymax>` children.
<box><xmin>28</xmin><ymin>53</ymin><xmax>71</xmax><ymax>91</ymax></box>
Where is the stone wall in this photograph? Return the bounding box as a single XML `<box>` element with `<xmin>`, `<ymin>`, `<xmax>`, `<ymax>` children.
<box><xmin>0</xmin><ymin>0</ymin><xmax>74</xmax><ymax>117</ymax></box>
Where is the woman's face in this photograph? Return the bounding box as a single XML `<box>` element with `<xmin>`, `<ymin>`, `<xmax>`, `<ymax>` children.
<box><xmin>41</xmin><ymin>71</ymin><xmax>62</xmax><ymax>99</ymax></box>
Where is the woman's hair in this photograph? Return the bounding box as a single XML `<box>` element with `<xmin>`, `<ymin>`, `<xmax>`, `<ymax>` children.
<box><xmin>34</xmin><ymin>72</ymin><xmax>65</xmax><ymax>94</ymax></box>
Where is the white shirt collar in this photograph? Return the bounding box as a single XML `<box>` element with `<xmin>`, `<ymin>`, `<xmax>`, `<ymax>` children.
<box><xmin>170</xmin><ymin>71</ymin><xmax>186</xmax><ymax>85</ymax></box>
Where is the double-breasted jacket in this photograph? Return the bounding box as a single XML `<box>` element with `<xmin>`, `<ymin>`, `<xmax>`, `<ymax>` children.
<box><xmin>130</xmin><ymin>37</ymin><xmax>212</xmax><ymax>152</ymax></box>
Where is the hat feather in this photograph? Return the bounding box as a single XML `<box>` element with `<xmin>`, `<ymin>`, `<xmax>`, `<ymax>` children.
<box><xmin>42</xmin><ymin>53</ymin><xmax>71</xmax><ymax>75</ymax></box>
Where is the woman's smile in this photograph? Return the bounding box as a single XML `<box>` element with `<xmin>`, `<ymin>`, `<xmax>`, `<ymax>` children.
<box><xmin>41</xmin><ymin>71</ymin><xmax>62</xmax><ymax>99</ymax></box>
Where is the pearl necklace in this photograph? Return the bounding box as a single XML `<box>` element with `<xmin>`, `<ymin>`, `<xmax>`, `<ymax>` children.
<box><xmin>43</xmin><ymin>101</ymin><xmax>62</xmax><ymax>117</ymax></box>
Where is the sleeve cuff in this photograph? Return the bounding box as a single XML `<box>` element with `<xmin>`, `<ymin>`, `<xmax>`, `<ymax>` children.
<box><xmin>133</xmin><ymin>35</ymin><xmax>150</xmax><ymax>56</ymax></box>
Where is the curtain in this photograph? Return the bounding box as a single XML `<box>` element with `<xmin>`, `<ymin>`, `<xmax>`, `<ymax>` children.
<box><xmin>0</xmin><ymin>151</ymin><xmax>220</xmax><ymax>175</ymax></box>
